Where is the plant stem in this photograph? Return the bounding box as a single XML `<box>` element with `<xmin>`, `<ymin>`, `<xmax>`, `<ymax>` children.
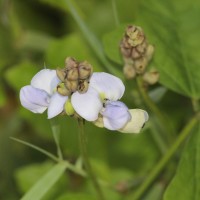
<box><xmin>78</xmin><ymin>119</ymin><xmax>105</xmax><ymax>200</ymax></box>
<box><xmin>111</xmin><ymin>0</ymin><xmax>120</xmax><ymax>27</ymax></box>
<box><xmin>51</xmin><ymin>119</ymin><xmax>63</xmax><ymax>161</ymax></box>
<box><xmin>136</xmin><ymin>76</ymin><xmax>171</xmax><ymax>152</ymax></box>
<box><xmin>128</xmin><ymin>114</ymin><xmax>199</xmax><ymax>200</ymax></box>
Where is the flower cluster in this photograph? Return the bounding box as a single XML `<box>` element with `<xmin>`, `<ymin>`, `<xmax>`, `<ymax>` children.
<box><xmin>20</xmin><ymin>58</ymin><xmax>148</xmax><ymax>133</ymax></box>
<box><xmin>120</xmin><ymin>25</ymin><xmax>159</xmax><ymax>85</ymax></box>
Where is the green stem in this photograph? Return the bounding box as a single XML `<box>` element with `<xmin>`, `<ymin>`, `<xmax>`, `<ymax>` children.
<box><xmin>191</xmin><ymin>98</ymin><xmax>200</xmax><ymax>113</ymax></box>
<box><xmin>128</xmin><ymin>114</ymin><xmax>199</xmax><ymax>200</ymax></box>
<box><xmin>111</xmin><ymin>0</ymin><xmax>120</xmax><ymax>27</ymax></box>
<box><xmin>50</xmin><ymin>119</ymin><xmax>63</xmax><ymax>161</ymax></box>
<box><xmin>136</xmin><ymin>76</ymin><xmax>170</xmax><ymax>151</ymax></box>
<box><xmin>78</xmin><ymin>119</ymin><xmax>105</xmax><ymax>200</ymax></box>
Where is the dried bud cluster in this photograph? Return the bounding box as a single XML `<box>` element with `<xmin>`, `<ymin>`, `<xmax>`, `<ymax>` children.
<box><xmin>120</xmin><ymin>25</ymin><xmax>159</xmax><ymax>85</ymax></box>
<box><xmin>56</xmin><ymin>57</ymin><xmax>93</xmax><ymax>96</ymax></box>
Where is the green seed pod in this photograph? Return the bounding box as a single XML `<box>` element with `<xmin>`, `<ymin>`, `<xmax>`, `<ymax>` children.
<box><xmin>64</xmin><ymin>99</ymin><xmax>75</xmax><ymax>116</ymax></box>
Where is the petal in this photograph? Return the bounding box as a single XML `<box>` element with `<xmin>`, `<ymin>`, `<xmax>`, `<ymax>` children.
<box><xmin>31</xmin><ymin>69</ymin><xmax>60</xmax><ymax>94</ymax></box>
<box><xmin>19</xmin><ymin>85</ymin><xmax>49</xmax><ymax>113</ymax></box>
<box><xmin>101</xmin><ymin>101</ymin><xmax>131</xmax><ymax>130</ymax></box>
<box><xmin>47</xmin><ymin>93</ymin><xmax>68</xmax><ymax>119</ymax></box>
<box><xmin>119</xmin><ymin>109</ymin><xmax>149</xmax><ymax>134</ymax></box>
<box><xmin>71</xmin><ymin>87</ymin><xmax>102</xmax><ymax>121</ymax></box>
<box><xmin>90</xmin><ymin>72</ymin><xmax>125</xmax><ymax>101</ymax></box>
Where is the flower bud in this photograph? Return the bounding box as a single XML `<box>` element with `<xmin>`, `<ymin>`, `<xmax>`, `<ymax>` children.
<box><xmin>78</xmin><ymin>61</ymin><xmax>93</xmax><ymax>80</ymax></box>
<box><xmin>145</xmin><ymin>44</ymin><xmax>155</xmax><ymax>62</ymax></box>
<box><xmin>77</xmin><ymin>80</ymin><xmax>89</xmax><ymax>94</ymax></box>
<box><xmin>64</xmin><ymin>99</ymin><xmax>75</xmax><ymax>116</ymax></box>
<box><xmin>57</xmin><ymin>83</ymin><xmax>71</xmax><ymax>96</ymax></box>
<box><xmin>66</xmin><ymin>66</ymin><xmax>79</xmax><ymax>81</ymax></box>
<box><xmin>65</xmin><ymin>57</ymin><xmax>78</xmax><ymax>68</ymax></box>
<box><xmin>143</xmin><ymin>69</ymin><xmax>159</xmax><ymax>85</ymax></box>
<box><xmin>65</xmin><ymin>80</ymin><xmax>78</xmax><ymax>92</ymax></box>
<box><xmin>126</xmin><ymin>25</ymin><xmax>145</xmax><ymax>47</ymax></box>
<box><xmin>123</xmin><ymin>64</ymin><xmax>136</xmax><ymax>79</ymax></box>
<box><xmin>134</xmin><ymin>58</ymin><xmax>148</xmax><ymax>74</ymax></box>
<box><xmin>56</xmin><ymin>68</ymin><xmax>66</xmax><ymax>82</ymax></box>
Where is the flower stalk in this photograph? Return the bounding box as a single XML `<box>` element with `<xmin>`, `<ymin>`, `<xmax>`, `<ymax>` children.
<box><xmin>78</xmin><ymin>119</ymin><xmax>105</xmax><ymax>200</ymax></box>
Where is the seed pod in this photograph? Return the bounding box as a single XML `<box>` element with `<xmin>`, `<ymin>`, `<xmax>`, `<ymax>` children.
<box><xmin>78</xmin><ymin>61</ymin><xmax>93</xmax><ymax>80</ymax></box>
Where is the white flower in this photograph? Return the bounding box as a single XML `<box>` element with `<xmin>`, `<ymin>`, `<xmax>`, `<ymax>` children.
<box><xmin>20</xmin><ymin>69</ymin><xmax>68</xmax><ymax>119</ymax></box>
<box><xmin>71</xmin><ymin>72</ymin><xmax>148</xmax><ymax>133</ymax></box>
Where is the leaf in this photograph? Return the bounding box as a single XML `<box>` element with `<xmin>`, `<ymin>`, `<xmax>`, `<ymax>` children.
<box><xmin>4</xmin><ymin>61</ymin><xmax>39</xmax><ymax>92</ymax></box>
<box><xmin>20</xmin><ymin>162</ymin><xmax>68</xmax><ymax>200</ymax></box>
<box><xmin>102</xmin><ymin>24</ymin><xmax>127</xmax><ymax>65</ymax></box>
<box><xmin>56</xmin><ymin>193</ymin><xmax>96</xmax><ymax>200</ymax></box>
<box><xmin>135</xmin><ymin>0</ymin><xmax>200</xmax><ymax>98</ymax></box>
<box><xmin>163</xmin><ymin>124</ymin><xmax>200</xmax><ymax>200</ymax></box>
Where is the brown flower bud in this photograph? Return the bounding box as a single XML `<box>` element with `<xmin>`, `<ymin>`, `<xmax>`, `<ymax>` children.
<box><xmin>65</xmin><ymin>80</ymin><xmax>78</xmax><ymax>92</ymax></box>
<box><xmin>145</xmin><ymin>44</ymin><xmax>155</xmax><ymax>62</ymax></box>
<box><xmin>77</xmin><ymin>80</ymin><xmax>89</xmax><ymax>93</ymax></box>
<box><xmin>65</xmin><ymin>57</ymin><xmax>78</xmax><ymax>68</ymax></box>
<box><xmin>56</xmin><ymin>68</ymin><xmax>66</xmax><ymax>82</ymax></box>
<box><xmin>134</xmin><ymin>57</ymin><xmax>148</xmax><ymax>74</ymax></box>
<box><xmin>143</xmin><ymin>69</ymin><xmax>159</xmax><ymax>85</ymax></box>
<box><xmin>136</xmin><ymin>40</ymin><xmax>148</xmax><ymax>54</ymax></box>
<box><xmin>57</xmin><ymin>83</ymin><xmax>71</xmax><ymax>96</ymax></box>
<box><xmin>66</xmin><ymin>66</ymin><xmax>79</xmax><ymax>81</ymax></box>
<box><xmin>126</xmin><ymin>25</ymin><xmax>145</xmax><ymax>47</ymax></box>
<box><xmin>123</xmin><ymin>64</ymin><xmax>136</xmax><ymax>79</ymax></box>
<box><xmin>78</xmin><ymin>61</ymin><xmax>93</xmax><ymax>80</ymax></box>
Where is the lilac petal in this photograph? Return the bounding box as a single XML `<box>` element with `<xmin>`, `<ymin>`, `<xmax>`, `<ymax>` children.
<box><xmin>31</xmin><ymin>69</ymin><xmax>60</xmax><ymax>95</ymax></box>
<box><xmin>71</xmin><ymin>87</ymin><xmax>102</xmax><ymax>121</ymax></box>
<box><xmin>101</xmin><ymin>101</ymin><xmax>131</xmax><ymax>130</ymax></box>
<box><xmin>119</xmin><ymin>109</ymin><xmax>149</xmax><ymax>134</ymax></box>
<box><xmin>47</xmin><ymin>93</ymin><xmax>68</xmax><ymax>119</ymax></box>
<box><xmin>20</xmin><ymin>85</ymin><xmax>49</xmax><ymax>113</ymax></box>
<box><xmin>90</xmin><ymin>72</ymin><xmax>125</xmax><ymax>101</ymax></box>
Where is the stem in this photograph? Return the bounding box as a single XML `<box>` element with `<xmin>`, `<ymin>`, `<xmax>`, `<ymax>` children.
<box><xmin>78</xmin><ymin>119</ymin><xmax>105</xmax><ymax>200</ymax></box>
<box><xmin>50</xmin><ymin>119</ymin><xmax>63</xmax><ymax>161</ymax></box>
<box><xmin>136</xmin><ymin>76</ymin><xmax>170</xmax><ymax>151</ymax></box>
<box><xmin>111</xmin><ymin>0</ymin><xmax>120</xmax><ymax>27</ymax></box>
<box><xmin>191</xmin><ymin>98</ymin><xmax>200</xmax><ymax>112</ymax></box>
<box><xmin>128</xmin><ymin>114</ymin><xmax>199</xmax><ymax>200</ymax></box>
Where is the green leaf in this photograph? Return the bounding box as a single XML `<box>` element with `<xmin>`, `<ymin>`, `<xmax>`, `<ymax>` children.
<box><xmin>56</xmin><ymin>193</ymin><xmax>96</xmax><ymax>200</ymax></box>
<box><xmin>20</xmin><ymin>162</ymin><xmax>68</xmax><ymax>200</ymax></box>
<box><xmin>163</xmin><ymin>124</ymin><xmax>200</xmax><ymax>200</ymax></box>
<box><xmin>102</xmin><ymin>24</ymin><xmax>127</xmax><ymax>65</ymax></box>
<box><xmin>0</xmin><ymin>84</ymin><xmax>6</xmax><ymax>107</ymax></box>
<box><xmin>4</xmin><ymin>61</ymin><xmax>39</xmax><ymax>92</ymax></box>
<box><xmin>136</xmin><ymin>0</ymin><xmax>200</xmax><ymax>98</ymax></box>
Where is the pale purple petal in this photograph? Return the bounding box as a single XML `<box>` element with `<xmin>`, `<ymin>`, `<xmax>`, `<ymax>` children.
<box><xmin>101</xmin><ymin>101</ymin><xmax>131</xmax><ymax>130</ymax></box>
<box><xmin>20</xmin><ymin>85</ymin><xmax>49</xmax><ymax>113</ymax></box>
<box><xmin>31</xmin><ymin>69</ymin><xmax>60</xmax><ymax>95</ymax></box>
<box><xmin>71</xmin><ymin>87</ymin><xmax>102</xmax><ymax>121</ymax></box>
<box><xmin>47</xmin><ymin>93</ymin><xmax>68</xmax><ymax>119</ymax></box>
<box><xmin>119</xmin><ymin>109</ymin><xmax>149</xmax><ymax>134</ymax></box>
<box><xmin>90</xmin><ymin>72</ymin><xmax>125</xmax><ymax>101</ymax></box>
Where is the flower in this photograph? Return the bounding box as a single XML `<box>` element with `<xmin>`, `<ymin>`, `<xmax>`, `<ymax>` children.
<box><xmin>20</xmin><ymin>68</ymin><xmax>148</xmax><ymax>133</ymax></box>
<box><xmin>20</xmin><ymin>69</ymin><xmax>68</xmax><ymax>119</ymax></box>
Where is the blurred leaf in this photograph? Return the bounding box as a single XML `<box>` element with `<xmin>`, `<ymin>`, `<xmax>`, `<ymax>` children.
<box><xmin>45</xmin><ymin>33</ymin><xmax>102</xmax><ymax>71</ymax></box>
<box><xmin>20</xmin><ymin>162</ymin><xmax>68</xmax><ymax>200</ymax></box>
<box><xmin>136</xmin><ymin>0</ymin><xmax>200</xmax><ymax>98</ymax></box>
<box><xmin>38</xmin><ymin>0</ymin><xmax>68</xmax><ymax>12</ymax></box>
<box><xmin>4</xmin><ymin>61</ymin><xmax>39</xmax><ymax>92</ymax></box>
<box><xmin>163</xmin><ymin>124</ymin><xmax>200</xmax><ymax>200</ymax></box>
<box><xmin>56</xmin><ymin>193</ymin><xmax>96</xmax><ymax>200</ymax></box>
<box><xmin>0</xmin><ymin>84</ymin><xmax>6</xmax><ymax>107</ymax></box>
<box><xmin>143</xmin><ymin>183</ymin><xmax>164</xmax><ymax>200</ymax></box>
<box><xmin>102</xmin><ymin>24</ymin><xmax>126</xmax><ymax>64</ymax></box>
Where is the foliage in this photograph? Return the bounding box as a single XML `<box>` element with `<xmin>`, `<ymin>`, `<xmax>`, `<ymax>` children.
<box><xmin>0</xmin><ymin>0</ymin><xmax>200</xmax><ymax>200</ymax></box>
